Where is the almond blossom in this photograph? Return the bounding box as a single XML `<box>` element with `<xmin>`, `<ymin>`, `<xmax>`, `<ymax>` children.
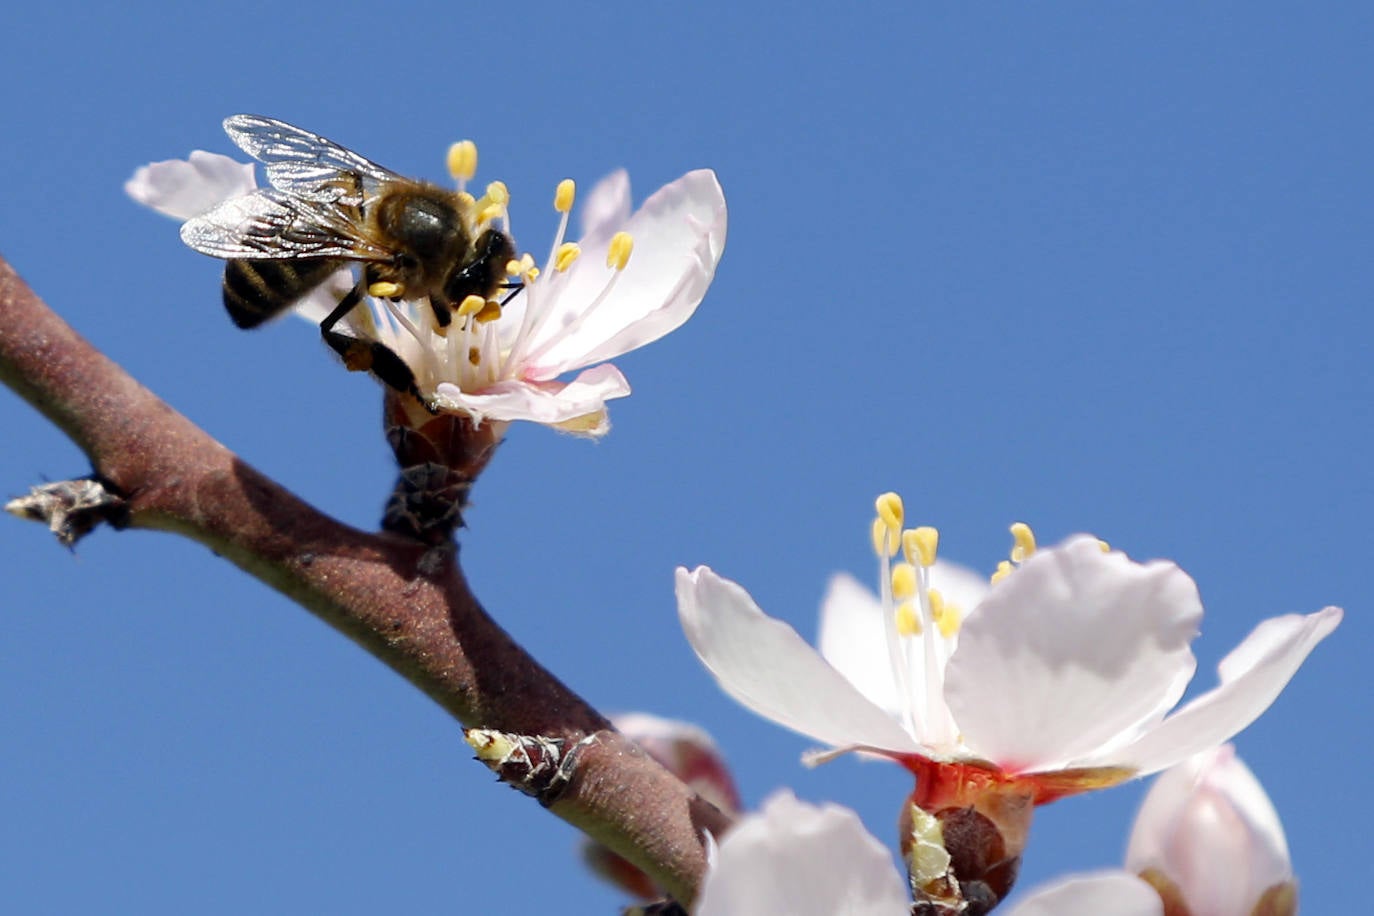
<box><xmin>676</xmin><ymin>496</ymin><xmax>1340</xmax><ymax>794</ymax></box>
<box><xmin>690</xmin><ymin>792</ymin><xmax>1167</xmax><ymax>916</ymax></box>
<box><xmin>127</xmin><ymin>139</ymin><xmax>726</xmax><ymax>436</ymax></box>
<box><xmin>1007</xmin><ymin>745</ymin><xmax>1296</xmax><ymax>916</ymax></box>
<box><xmin>677</xmin><ymin>493</ymin><xmax>1339</xmax><ymax>909</ymax></box>
<box><xmin>1126</xmin><ymin>745</ymin><xmax>1296</xmax><ymax>915</ymax></box>
<box><xmin>693</xmin><ymin>791</ymin><xmax>911</xmax><ymax>916</ymax></box>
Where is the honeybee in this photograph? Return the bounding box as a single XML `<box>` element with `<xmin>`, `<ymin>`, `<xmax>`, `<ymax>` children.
<box><xmin>180</xmin><ymin>114</ymin><xmax>518</xmax><ymax>403</ymax></box>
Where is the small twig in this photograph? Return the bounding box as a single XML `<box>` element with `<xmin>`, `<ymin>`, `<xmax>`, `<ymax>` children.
<box><xmin>0</xmin><ymin>253</ymin><xmax>729</xmax><ymax>906</ymax></box>
<box><xmin>6</xmin><ymin>476</ymin><xmax>128</xmax><ymax>547</ymax></box>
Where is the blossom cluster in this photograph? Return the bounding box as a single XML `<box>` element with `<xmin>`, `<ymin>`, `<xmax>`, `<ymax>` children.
<box><xmin>127</xmin><ymin>128</ymin><xmax>1341</xmax><ymax>915</ymax></box>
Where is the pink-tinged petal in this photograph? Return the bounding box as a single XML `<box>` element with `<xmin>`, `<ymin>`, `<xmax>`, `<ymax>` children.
<box><xmin>431</xmin><ymin>363</ymin><xmax>630</xmax><ymax>430</ymax></box>
<box><xmin>578</xmin><ymin>169</ymin><xmax>631</xmax><ymax>241</ymax></box>
<box><xmin>525</xmin><ymin>169</ymin><xmax>727</xmax><ymax>377</ymax></box>
<box><xmin>676</xmin><ymin>567</ymin><xmax>920</xmax><ymax>755</ymax></box>
<box><xmin>697</xmin><ymin>791</ymin><xmax>910</xmax><ymax>916</ymax></box>
<box><xmin>1103</xmin><ymin>607</ymin><xmax>1341</xmax><ymax>776</ymax></box>
<box><xmin>1006</xmin><ymin>872</ymin><xmax>1162</xmax><ymax>916</ymax></box>
<box><xmin>946</xmin><ymin>537</ymin><xmax>1202</xmax><ymax>772</ymax></box>
<box><xmin>1126</xmin><ymin>747</ymin><xmax>1290</xmax><ymax>916</ymax></box>
<box><xmin>612</xmin><ymin>712</ymin><xmax>741</xmax><ymax>813</ymax></box>
<box><xmin>125</xmin><ymin>151</ymin><xmax>256</xmax><ymax>220</ymax></box>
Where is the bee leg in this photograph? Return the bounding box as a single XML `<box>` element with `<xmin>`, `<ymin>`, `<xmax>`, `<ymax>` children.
<box><xmin>430</xmin><ymin>297</ymin><xmax>453</xmax><ymax>329</ymax></box>
<box><xmin>319</xmin><ymin>282</ymin><xmax>436</xmax><ymax>413</ymax></box>
<box><xmin>497</xmin><ymin>281</ymin><xmax>525</xmax><ymax>307</ymax></box>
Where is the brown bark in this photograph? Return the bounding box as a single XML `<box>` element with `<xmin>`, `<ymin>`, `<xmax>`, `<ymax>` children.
<box><xmin>0</xmin><ymin>253</ymin><xmax>729</xmax><ymax>906</ymax></box>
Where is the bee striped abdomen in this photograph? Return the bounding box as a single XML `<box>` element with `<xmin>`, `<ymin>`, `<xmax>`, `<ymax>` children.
<box><xmin>223</xmin><ymin>257</ymin><xmax>342</xmax><ymax>328</ymax></box>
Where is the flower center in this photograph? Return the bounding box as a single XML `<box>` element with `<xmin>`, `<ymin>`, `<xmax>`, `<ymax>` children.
<box><xmin>868</xmin><ymin>493</ymin><xmax>1057</xmax><ymax>745</ymax></box>
<box><xmin>360</xmin><ymin>140</ymin><xmax>636</xmax><ymax>397</ymax></box>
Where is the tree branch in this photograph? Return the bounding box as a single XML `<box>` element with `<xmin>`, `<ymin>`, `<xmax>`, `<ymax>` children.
<box><xmin>0</xmin><ymin>253</ymin><xmax>728</xmax><ymax>905</ymax></box>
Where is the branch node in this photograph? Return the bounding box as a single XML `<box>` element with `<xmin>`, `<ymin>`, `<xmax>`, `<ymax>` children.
<box><xmin>466</xmin><ymin>727</ymin><xmax>605</xmax><ymax>808</ymax></box>
<box><xmin>6</xmin><ymin>476</ymin><xmax>128</xmax><ymax>547</ymax></box>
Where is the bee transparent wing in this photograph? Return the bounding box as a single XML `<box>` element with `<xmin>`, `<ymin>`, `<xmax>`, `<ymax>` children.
<box><xmin>223</xmin><ymin>114</ymin><xmax>400</xmax><ymax>204</ymax></box>
<box><xmin>180</xmin><ymin>187</ymin><xmax>392</xmax><ymax>261</ymax></box>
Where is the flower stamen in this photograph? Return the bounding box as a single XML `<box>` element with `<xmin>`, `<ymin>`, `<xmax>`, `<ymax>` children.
<box><xmin>606</xmin><ymin>231</ymin><xmax>634</xmax><ymax>270</ymax></box>
<box><xmin>520</xmin><ymin>231</ymin><xmax>637</xmax><ymax>368</ymax></box>
<box><xmin>905</xmin><ymin>526</ymin><xmax>939</xmax><ymax>568</ymax></box>
<box><xmin>1009</xmin><ymin>522</ymin><xmax>1037</xmax><ymax>563</ymax></box>
<box><xmin>447</xmin><ymin>140</ymin><xmax>478</xmax><ymax>189</ymax></box>
<box><xmin>895</xmin><ymin>600</ymin><xmax>923</xmax><ymax>636</ymax></box>
<box><xmin>876</xmin><ymin>492</ymin><xmax>904</xmax><ymax>534</ymax></box>
<box><xmin>554</xmin><ymin>242</ymin><xmax>582</xmax><ymax>272</ymax></box>
<box><xmin>474</xmin><ymin>180</ymin><xmax>510</xmax><ymax>226</ymax></box>
<box><xmin>872</xmin><ymin>492</ymin><xmax>919</xmax><ymax>737</ymax></box>
<box><xmin>891</xmin><ymin>563</ymin><xmax>917</xmax><ymax>600</ymax></box>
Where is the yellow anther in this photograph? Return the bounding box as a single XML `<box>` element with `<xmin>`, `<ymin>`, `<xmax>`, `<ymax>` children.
<box><xmin>1009</xmin><ymin>522</ymin><xmax>1037</xmax><ymax>564</ymax></box>
<box><xmin>891</xmin><ymin>563</ymin><xmax>917</xmax><ymax>600</ymax></box>
<box><xmin>474</xmin><ymin>181</ymin><xmax>510</xmax><ymax>225</ymax></box>
<box><xmin>870</xmin><ymin>517</ymin><xmax>898</xmax><ymax>558</ymax></box>
<box><xmin>554</xmin><ymin>242</ymin><xmax>582</xmax><ymax>272</ymax></box>
<box><xmin>991</xmin><ymin>560</ymin><xmax>1014</xmax><ymax>585</ymax></box>
<box><xmin>475</xmin><ymin>300</ymin><xmax>502</xmax><ymax>323</ymax></box>
<box><xmin>447</xmin><ymin>140</ymin><xmax>478</xmax><ymax>181</ymax></box>
<box><xmin>554</xmin><ymin>178</ymin><xmax>576</xmax><ymax>213</ymax></box>
<box><xmin>895</xmin><ymin>601</ymin><xmax>922</xmax><ymax>636</ymax></box>
<box><xmin>1097</xmin><ymin>539</ymin><xmax>1111</xmax><ymax>553</ymax></box>
<box><xmin>484</xmin><ymin>180</ymin><xmax>510</xmax><ymax>206</ymax></box>
<box><xmin>936</xmin><ymin>607</ymin><xmax>961</xmax><ymax>640</ymax></box>
<box><xmin>457</xmin><ymin>294</ymin><xmax>487</xmax><ymax>318</ymax></box>
<box><xmin>875</xmin><ymin>492</ymin><xmax>904</xmax><ymax>534</ymax></box>
<box><xmin>456</xmin><ymin>190</ymin><xmax>477</xmax><ymax>209</ymax></box>
<box><xmin>904</xmin><ymin>526</ymin><xmax>939</xmax><ymax>568</ymax></box>
<box><xmin>606</xmin><ymin>231</ymin><xmax>634</xmax><ymax>270</ymax></box>
<box><xmin>928</xmin><ymin>588</ymin><xmax>960</xmax><ymax>638</ymax></box>
<box><xmin>368</xmin><ymin>281</ymin><xmax>403</xmax><ymax>299</ymax></box>
<box><xmin>467</xmin><ymin>346</ymin><xmax>481</xmax><ymax>366</ymax></box>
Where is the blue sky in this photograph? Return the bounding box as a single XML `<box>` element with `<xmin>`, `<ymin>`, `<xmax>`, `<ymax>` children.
<box><xmin>2</xmin><ymin>3</ymin><xmax>1368</xmax><ymax>912</ymax></box>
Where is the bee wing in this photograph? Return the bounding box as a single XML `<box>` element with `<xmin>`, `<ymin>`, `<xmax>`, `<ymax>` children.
<box><xmin>223</xmin><ymin>114</ymin><xmax>400</xmax><ymax>204</ymax></box>
<box><xmin>180</xmin><ymin>187</ymin><xmax>392</xmax><ymax>261</ymax></box>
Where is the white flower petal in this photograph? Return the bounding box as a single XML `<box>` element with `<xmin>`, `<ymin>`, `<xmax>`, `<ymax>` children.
<box><xmin>697</xmin><ymin>791</ymin><xmax>910</xmax><ymax>916</ymax></box>
<box><xmin>817</xmin><ymin>573</ymin><xmax>904</xmax><ymax>718</ymax></box>
<box><xmin>125</xmin><ymin>151</ymin><xmax>256</xmax><ymax>220</ymax></box>
<box><xmin>524</xmin><ymin>169</ymin><xmax>727</xmax><ymax>377</ymax></box>
<box><xmin>431</xmin><ymin>363</ymin><xmax>630</xmax><ymax>429</ymax></box>
<box><xmin>578</xmin><ymin>168</ymin><xmax>631</xmax><ymax>241</ymax></box>
<box><xmin>1102</xmin><ymin>606</ymin><xmax>1341</xmax><ymax>776</ymax></box>
<box><xmin>1126</xmin><ymin>746</ymin><xmax>1290</xmax><ymax>916</ymax></box>
<box><xmin>676</xmin><ymin>567</ymin><xmax>920</xmax><ymax>755</ymax></box>
<box><xmin>1006</xmin><ymin>872</ymin><xmax>1162</xmax><ymax>916</ymax></box>
<box><xmin>945</xmin><ymin>537</ymin><xmax>1203</xmax><ymax>772</ymax></box>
